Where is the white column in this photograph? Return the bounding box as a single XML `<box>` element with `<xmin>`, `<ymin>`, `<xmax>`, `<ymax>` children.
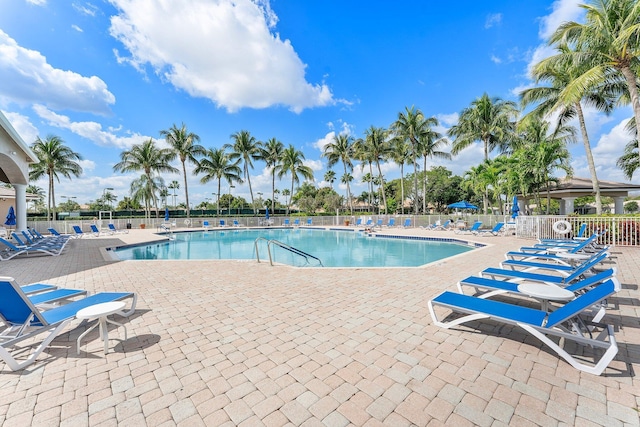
<box><xmin>563</xmin><ymin>197</ymin><xmax>575</xmax><ymax>216</ymax></box>
<box><xmin>614</xmin><ymin>196</ymin><xmax>625</xmax><ymax>214</ymax></box>
<box><xmin>14</xmin><ymin>183</ymin><xmax>27</xmax><ymax>231</ymax></box>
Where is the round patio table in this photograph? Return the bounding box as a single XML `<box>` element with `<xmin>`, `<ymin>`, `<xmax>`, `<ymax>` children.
<box><xmin>76</xmin><ymin>301</ymin><xmax>127</xmax><ymax>355</ymax></box>
<box><xmin>517</xmin><ymin>283</ymin><xmax>574</xmax><ymax>312</ymax></box>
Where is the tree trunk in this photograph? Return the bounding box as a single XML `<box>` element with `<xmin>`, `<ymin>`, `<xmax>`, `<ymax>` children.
<box><xmin>422</xmin><ymin>156</ymin><xmax>427</xmax><ymax>214</ymax></box>
<box><xmin>413</xmin><ymin>157</ymin><xmax>419</xmax><ymax>215</ymax></box>
<box><xmin>271</xmin><ymin>171</ymin><xmax>276</xmax><ymax>212</ymax></box>
<box><xmin>575</xmin><ymin>102</ymin><xmax>601</xmax><ymax>214</ymax></box>
<box><xmin>376</xmin><ymin>160</ymin><xmax>387</xmax><ymax>214</ymax></box>
<box><xmin>343</xmin><ymin>162</ymin><xmax>353</xmax><ymax>215</ymax></box>
<box><xmin>217</xmin><ymin>179</ymin><xmax>221</xmax><ymax>215</ymax></box>
<box><xmin>246</xmin><ymin>163</ymin><xmax>255</xmax><ymax>215</ymax></box>
<box><xmin>400</xmin><ymin>164</ymin><xmax>405</xmax><ymax>215</ymax></box>
<box><xmin>621</xmin><ymin>65</ymin><xmax>640</xmax><ymax>160</ymax></box>
<box><xmin>182</xmin><ymin>160</ymin><xmax>190</xmax><ymax>219</ymax></box>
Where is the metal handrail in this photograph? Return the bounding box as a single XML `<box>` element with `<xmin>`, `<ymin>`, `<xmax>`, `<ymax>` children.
<box><xmin>254</xmin><ymin>237</ymin><xmax>323</xmax><ymax>267</ymax></box>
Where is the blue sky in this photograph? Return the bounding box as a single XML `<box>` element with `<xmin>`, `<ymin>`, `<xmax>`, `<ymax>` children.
<box><xmin>0</xmin><ymin>0</ymin><xmax>636</xmax><ymax>207</ymax></box>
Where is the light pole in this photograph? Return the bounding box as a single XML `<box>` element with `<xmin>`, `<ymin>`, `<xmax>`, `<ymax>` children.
<box><xmin>228</xmin><ymin>185</ymin><xmax>235</xmax><ymax>217</ymax></box>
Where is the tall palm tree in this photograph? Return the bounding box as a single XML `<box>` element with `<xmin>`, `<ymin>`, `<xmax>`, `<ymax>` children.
<box><xmin>448</xmin><ymin>94</ymin><xmax>517</xmax><ymax>212</ymax></box>
<box><xmin>363</xmin><ymin>126</ymin><xmax>391</xmax><ymax>214</ymax></box>
<box><xmin>523</xmin><ymin>43</ymin><xmax>619</xmax><ymax>214</ymax></box>
<box><xmin>225</xmin><ymin>130</ymin><xmax>261</xmax><ymax>214</ymax></box>
<box><xmin>323</xmin><ymin>134</ymin><xmax>355</xmax><ymax>214</ymax></box>
<box><xmin>390</xmin><ymin>139</ymin><xmax>411</xmax><ymax>214</ymax></box>
<box><xmin>550</xmin><ymin>0</ymin><xmax>640</xmax><ymax>156</ymax></box>
<box><xmin>29</xmin><ymin>135</ymin><xmax>83</xmax><ymax>221</ymax></box>
<box><xmin>168</xmin><ymin>180</ymin><xmax>180</xmax><ymax>207</ymax></box>
<box><xmin>617</xmin><ymin>139</ymin><xmax>639</xmax><ymax>179</ymax></box>
<box><xmin>391</xmin><ymin>106</ymin><xmax>436</xmax><ymax>214</ymax></box>
<box><xmin>160</xmin><ymin>123</ymin><xmax>206</xmax><ymax>219</ymax></box>
<box><xmin>26</xmin><ymin>184</ymin><xmax>45</xmax><ymax>213</ymax></box>
<box><xmin>130</xmin><ymin>174</ymin><xmax>165</xmax><ymax>219</ymax></box>
<box><xmin>113</xmin><ymin>138</ymin><xmax>177</xmax><ymax>218</ymax></box>
<box><xmin>279</xmin><ymin>145</ymin><xmax>314</xmax><ymax>215</ymax></box>
<box><xmin>258</xmin><ymin>137</ymin><xmax>285</xmax><ymax>212</ymax></box>
<box><xmin>353</xmin><ymin>137</ymin><xmax>375</xmax><ymax>210</ymax></box>
<box><xmin>324</xmin><ymin>170</ymin><xmax>336</xmax><ymax>189</ymax></box>
<box><xmin>195</xmin><ymin>148</ymin><xmax>243</xmax><ymax>214</ymax></box>
<box><xmin>416</xmin><ymin>127</ymin><xmax>450</xmax><ymax>213</ymax></box>
<box><xmin>448</xmin><ymin>93</ymin><xmax>518</xmax><ymax>160</ymax></box>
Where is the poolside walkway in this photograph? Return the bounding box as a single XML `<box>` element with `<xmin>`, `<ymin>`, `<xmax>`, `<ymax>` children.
<box><xmin>0</xmin><ymin>227</ymin><xmax>638</xmax><ymax>426</ymax></box>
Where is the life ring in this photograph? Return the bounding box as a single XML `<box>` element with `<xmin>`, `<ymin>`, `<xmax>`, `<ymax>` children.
<box><xmin>184</xmin><ymin>219</ymin><xmax>191</xmax><ymax>226</ymax></box>
<box><xmin>552</xmin><ymin>220</ymin><xmax>571</xmax><ymax>235</ymax></box>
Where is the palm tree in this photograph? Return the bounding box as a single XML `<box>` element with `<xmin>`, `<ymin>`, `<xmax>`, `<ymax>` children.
<box><xmin>448</xmin><ymin>93</ymin><xmax>518</xmax><ymax>160</ymax></box>
<box><xmin>523</xmin><ymin>43</ymin><xmax>620</xmax><ymax>214</ymax></box>
<box><xmin>323</xmin><ymin>134</ymin><xmax>355</xmax><ymax>214</ymax></box>
<box><xmin>279</xmin><ymin>145</ymin><xmax>314</xmax><ymax>215</ymax></box>
<box><xmin>390</xmin><ymin>138</ymin><xmax>411</xmax><ymax>214</ymax></box>
<box><xmin>416</xmin><ymin>126</ymin><xmax>450</xmax><ymax>213</ymax></box>
<box><xmin>363</xmin><ymin>126</ymin><xmax>391</xmax><ymax>214</ymax></box>
<box><xmin>550</xmin><ymin>0</ymin><xmax>640</xmax><ymax>157</ymax></box>
<box><xmin>168</xmin><ymin>180</ymin><xmax>180</xmax><ymax>207</ymax></box>
<box><xmin>258</xmin><ymin>137</ymin><xmax>285</xmax><ymax>212</ymax></box>
<box><xmin>391</xmin><ymin>106</ymin><xmax>437</xmax><ymax>214</ymax></box>
<box><xmin>617</xmin><ymin>139</ymin><xmax>639</xmax><ymax>179</ymax></box>
<box><xmin>113</xmin><ymin>138</ymin><xmax>177</xmax><ymax>218</ymax></box>
<box><xmin>130</xmin><ymin>174</ymin><xmax>165</xmax><ymax>219</ymax></box>
<box><xmin>194</xmin><ymin>148</ymin><xmax>243</xmax><ymax>214</ymax></box>
<box><xmin>324</xmin><ymin>170</ymin><xmax>336</xmax><ymax>189</ymax></box>
<box><xmin>160</xmin><ymin>123</ymin><xmax>206</xmax><ymax>219</ymax></box>
<box><xmin>29</xmin><ymin>135</ymin><xmax>83</xmax><ymax>221</ymax></box>
<box><xmin>26</xmin><ymin>184</ymin><xmax>45</xmax><ymax>213</ymax></box>
<box><xmin>102</xmin><ymin>190</ymin><xmax>117</xmax><ymax>209</ymax></box>
<box><xmin>225</xmin><ymin>130</ymin><xmax>261</xmax><ymax>214</ymax></box>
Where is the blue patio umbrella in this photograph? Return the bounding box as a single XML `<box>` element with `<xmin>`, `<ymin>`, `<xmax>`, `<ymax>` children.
<box><xmin>4</xmin><ymin>206</ymin><xmax>16</xmax><ymax>227</ymax></box>
<box><xmin>447</xmin><ymin>201</ymin><xmax>478</xmax><ymax>210</ymax></box>
<box><xmin>511</xmin><ymin>195</ymin><xmax>520</xmax><ymax>219</ymax></box>
<box><xmin>164</xmin><ymin>207</ymin><xmax>170</xmax><ymax>222</ymax></box>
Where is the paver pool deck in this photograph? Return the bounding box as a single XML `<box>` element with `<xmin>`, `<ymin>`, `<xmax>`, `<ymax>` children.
<box><xmin>0</xmin><ymin>227</ymin><xmax>638</xmax><ymax>426</ymax></box>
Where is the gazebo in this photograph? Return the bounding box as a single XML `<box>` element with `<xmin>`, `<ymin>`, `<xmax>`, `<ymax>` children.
<box><xmin>0</xmin><ymin>111</ymin><xmax>37</xmax><ymax>230</ymax></box>
<box><xmin>519</xmin><ymin>177</ymin><xmax>640</xmax><ymax>215</ymax></box>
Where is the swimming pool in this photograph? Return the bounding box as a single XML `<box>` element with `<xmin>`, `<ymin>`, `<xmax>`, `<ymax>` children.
<box><xmin>111</xmin><ymin>228</ymin><xmax>478</xmax><ymax>267</ymax></box>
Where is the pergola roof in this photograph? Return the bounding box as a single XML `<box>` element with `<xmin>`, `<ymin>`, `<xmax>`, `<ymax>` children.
<box><xmin>533</xmin><ymin>177</ymin><xmax>640</xmax><ymax>199</ymax></box>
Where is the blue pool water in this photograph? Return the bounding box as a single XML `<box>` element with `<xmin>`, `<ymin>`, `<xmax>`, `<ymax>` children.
<box><xmin>112</xmin><ymin>228</ymin><xmax>477</xmax><ymax>267</ymax></box>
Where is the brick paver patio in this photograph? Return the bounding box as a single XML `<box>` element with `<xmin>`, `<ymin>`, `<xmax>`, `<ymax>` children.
<box><xmin>0</xmin><ymin>227</ymin><xmax>638</xmax><ymax>426</ymax></box>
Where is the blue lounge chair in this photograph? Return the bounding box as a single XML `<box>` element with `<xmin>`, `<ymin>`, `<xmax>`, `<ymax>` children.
<box><xmin>307</xmin><ymin>218</ymin><xmax>313</xmax><ymax>226</ymax></box>
<box><xmin>283</xmin><ymin>219</ymin><xmax>290</xmax><ymax>226</ymax></box>
<box><xmin>481</xmin><ymin>252</ymin><xmax>609</xmax><ymax>285</ymax></box>
<box><xmin>365</xmin><ymin>219</ymin><xmax>373</xmax><ymax>227</ymax></box>
<box><xmin>499</xmin><ymin>247</ymin><xmax>608</xmax><ymax>272</ymax></box>
<box><xmin>475</xmin><ymin>222</ymin><xmax>505</xmax><ymax>236</ymax></box>
<box><xmin>18</xmin><ymin>231</ymin><xmax>67</xmax><ymax>251</ymax></box>
<box><xmin>0</xmin><ymin>237</ymin><xmax>63</xmax><ymax>259</ymax></box>
<box><xmin>355</xmin><ymin>218</ymin><xmax>362</xmax><ymax>227</ymax></box>
<box><xmin>293</xmin><ymin>218</ymin><xmax>300</xmax><ymax>227</ymax></box>
<box><xmin>203</xmin><ymin>220</ymin><xmax>210</xmax><ymax>230</ymax></box>
<box><xmin>48</xmin><ymin>227</ymin><xmax>68</xmax><ymax>238</ymax></box>
<box><xmin>0</xmin><ymin>276</ymin><xmax>136</xmax><ymax>370</ymax></box>
<box><xmin>219</xmin><ymin>220</ymin><xmax>226</xmax><ymax>227</ymax></box>
<box><xmin>455</xmin><ymin>221</ymin><xmax>482</xmax><ymax>234</ymax></box>
<box><xmin>386</xmin><ymin>218</ymin><xmax>395</xmax><ymax>227</ymax></box>
<box><xmin>108</xmin><ymin>223</ymin><xmax>128</xmax><ymax>234</ymax></box>
<box><xmin>520</xmin><ymin>234</ymin><xmax>598</xmax><ymax>254</ymax></box>
<box><xmin>376</xmin><ymin>219</ymin><xmax>383</xmax><ymax>227</ymax></box>
<box><xmin>29</xmin><ymin>288</ymin><xmax>88</xmax><ymax>307</ymax></box>
<box><xmin>21</xmin><ymin>283</ymin><xmax>57</xmax><ymax>295</ymax></box>
<box><xmin>429</xmin><ymin>278</ymin><xmax>619</xmax><ymax>375</ymax></box>
<box><xmin>433</xmin><ymin>219</ymin><xmax>452</xmax><ymax>231</ymax></box>
<box><xmin>72</xmin><ymin>225</ymin><xmax>85</xmax><ymax>238</ymax></box>
<box><xmin>403</xmin><ymin>218</ymin><xmax>411</xmax><ymax>228</ymax></box>
<box><xmin>233</xmin><ymin>220</ymin><xmax>241</xmax><ymax>227</ymax></box>
<box><xmin>89</xmin><ymin>224</ymin><xmax>102</xmax><ymax>236</ymax></box>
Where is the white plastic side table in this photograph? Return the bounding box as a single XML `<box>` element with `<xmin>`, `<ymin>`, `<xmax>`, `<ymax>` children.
<box><xmin>517</xmin><ymin>283</ymin><xmax>574</xmax><ymax>312</ymax></box>
<box><xmin>76</xmin><ymin>301</ymin><xmax>127</xmax><ymax>355</ymax></box>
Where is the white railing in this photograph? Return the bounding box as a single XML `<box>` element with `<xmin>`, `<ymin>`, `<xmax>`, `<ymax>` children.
<box><xmin>514</xmin><ymin>215</ymin><xmax>640</xmax><ymax>246</ymax></box>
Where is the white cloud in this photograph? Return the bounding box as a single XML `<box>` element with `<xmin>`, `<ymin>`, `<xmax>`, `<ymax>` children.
<box><xmin>108</xmin><ymin>0</ymin><xmax>336</xmax><ymax>113</ymax></box>
<box><xmin>33</xmin><ymin>104</ymin><xmax>151</xmax><ymax>149</ymax></box>
<box><xmin>436</xmin><ymin>112</ymin><xmax>458</xmax><ymax>127</ymax></box>
<box><xmin>78</xmin><ymin>159</ymin><xmax>96</xmax><ymax>172</ymax></box>
<box><xmin>0</xmin><ymin>30</ymin><xmax>115</xmax><ymax>114</ymax></box>
<box><xmin>314</xmin><ymin>131</ymin><xmax>335</xmax><ymax>152</ymax></box>
<box><xmin>26</xmin><ymin>0</ymin><xmax>46</xmax><ymax>5</ymax></box>
<box><xmin>485</xmin><ymin>13</ymin><xmax>502</xmax><ymax>29</ymax></box>
<box><xmin>490</xmin><ymin>55</ymin><xmax>502</xmax><ymax>64</ymax></box>
<box><xmin>1</xmin><ymin>110</ymin><xmax>38</xmax><ymax>145</ymax></box>
<box><xmin>538</xmin><ymin>0</ymin><xmax>584</xmax><ymax>40</ymax></box>
<box><xmin>73</xmin><ymin>2</ymin><xmax>99</xmax><ymax>16</ymax></box>
<box><xmin>71</xmin><ymin>25</ymin><xmax>84</xmax><ymax>33</ymax></box>
<box><xmin>304</xmin><ymin>159</ymin><xmax>323</xmax><ymax>172</ymax></box>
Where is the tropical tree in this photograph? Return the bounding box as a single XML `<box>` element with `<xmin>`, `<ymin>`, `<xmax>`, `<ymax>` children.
<box><xmin>416</xmin><ymin>127</ymin><xmax>450</xmax><ymax>213</ymax></box>
<box><xmin>130</xmin><ymin>174</ymin><xmax>165</xmax><ymax>219</ymax></box>
<box><xmin>550</xmin><ymin>0</ymin><xmax>640</xmax><ymax>159</ymax></box>
<box><xmin>225</xmin><ymin>130</ymin><xmax>261</xmax><ymax>214</ymax></box>
<box><xmin>102</xmin><ymin>190</ymin><xmax>118</xmax><ymax>209</ymax></box>
<box><xmin>26</xmin><ymin>184</ymin><xmax>45</xmax><ymax>213</ymax></box>
<box><xmin>617</xmin><ymin>139</ymin><xmax>639</xmax><ymax>179</ymax></box>
<box><xmin>194</xmin><ymin>148</ymin><xmax>243</xmax><ymax>214</ymax></box>
<box><xmin>390</xmin><ymin>139</ymin><xmax>411</xmax><ymax>214</ymax></box>
<box><xmin>523</xmin><ymin>43</ymin><xmax>620</xmax><ymax>214</ymax></box>
<box><xmin>29</xmin><ymin>135</ymin><xmax>83</xmax><ymax>221</ymax></box>
<box><xmin>324</xmin><ymin>170</ymin><xmax>336</xmax><ymax>189</ymax></box>
<box><xmin>363</xmin><ymin>126</ymin><xmax>392</xmax><ymax>214</ymax></box>
<box><xmin>168</xmin><ymin>180</ymin><xmax>180</xmax><ymax>207</ymax></box>
<box><xmin>449</xmin><ymin>93</ymin><xmax>518</xmax><ymax>160</ymax></box>
<box><xmin>113</xmin><ymin>138</ymin><xmax>177</xmax><ymax>218</ymax></box>
<box><xmin>323</xmin><ymin>134</ymin><xmax>355</xmax><ymax>214</ymax></box>
<box><xmin>258</xmin><ymin>137</ymin><xmax>285</xmax><ymax>212</ymax></box>
<box><xmin>279</xmin><ymin>145</ymin><xmax>314</xmax><ymax>215</ymax></box>
<box><xmin>160</xmin><ymin>123</ymin><xmax>206</xmax><ymax>219</ymax></box>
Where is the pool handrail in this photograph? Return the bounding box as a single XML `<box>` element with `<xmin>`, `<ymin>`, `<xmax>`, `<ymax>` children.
<box><xmin>254</xmin><ymin>237</ymin><xmax>323</xmax><ymax>267</ymax></box>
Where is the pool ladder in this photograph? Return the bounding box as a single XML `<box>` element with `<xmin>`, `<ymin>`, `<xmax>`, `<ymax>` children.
<box><xmin>254</xmin><ymin>237</ymin><xmax>323</xmax><ymax>267</ymax></box>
